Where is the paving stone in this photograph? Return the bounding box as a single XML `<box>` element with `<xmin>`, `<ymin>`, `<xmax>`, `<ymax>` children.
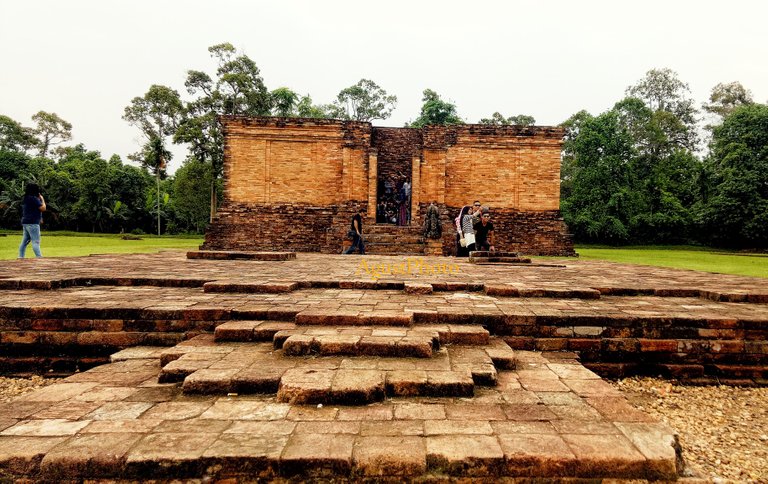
<box><xmin>199</xmin><ymin>400</ymin><xmax>290</xmax><ymax>421</ymax></box>
<box><xmin>83</xmin><ymin>402</ymin><xmax>153</xmax><ymax>421</ymax></box>
<box><xmin>426</xmin><ymin>434</ymin><xmax>504</xmax><ymax>476</ymax></box>
<box><xmin>81</xmin><ymin>420</ymin><xmax>163</xmax><ymax>434</ymax></box>
<box><xmin>125</xmin><ymin>432</ymin><xmax>221</xmax><ymax>478</ymax></box>
<box><xmin>498</xmin><ymin>433</ymin><xmax>577</xmax><ymax>477</ymax></box>
<box><xmin>393</xmin><ymin>403</ymin><xmax>446</xmax><ymax>420</ymax></box>
<box><xmin>110</xmin><ymin>346</ymin><xmax>166</xmax><ymax>361</ymax></box>
<box><xmin>424</xmin><ymin>420</ymin><xmax>493</xmax><ymax>436</ymax></box>
<box><xmin>561</xmin><ymin>433</ymin><xmax>648</xmax><ymax>478</ymax></box>
<box><xmin>39</xmin><ymin>432</ymin><xmax>142</xmax><ymax>478</ymax></box>
<box><xmin>226</xmin><ymin>421</ymin><xmax>296</xmax><ymax>435</ymax></box>
<box><xmin>182</xmin><ymin>368</ymin><xmax>239</xmax><ymax>394</ymax></box>
<box><xmin>614</xmin><ymin>422</ymin><xmax>680</xmax><ymax>480</ymax></box>
<box><xmin>280</xmin><ymin>433</ymin><xmax>355</xmax><ymax>477</ymax></box>
<box><xmin>202</xmin><ymin>433</ymin><xmax>287</xmax><ymax>478</ymax></box>
<box><xmin>277</xmin><ymin>368</ymin><xmax>334</xmax><ymax>404</ymax></box>
<box><xmin>32</xmin><ymin>401</ymin><xmax>102</xmax><ymax>420</ymax></box>
<box><xmin>1</xmin><ymin>419</ymin><xmax>90</xmax><ymax>437</ymax></box>
<box><xmin>330</xmin><ymin>369</ymin><xmax>385</xmax><ymax>405</ymax></box>
<box><xmin>231</xmin><ymin>366</ymin><xmax>285</xmax><ymax>394</ymax></box>
<box><xmin>139</xmin><ymin>401</ymin><xmax>213</xmax><ymax>420</ymax></box>
<box><xmin>214</xmin><ymin>321</ymin><xmax>260</xmax><ymax>341</ymax></box>
<box><xmin>0</xmin><ymin>436</ymin><xmax>69</xmax><ymax>476</ymax></box>
<box><xmin>14</xmin><ymin>382</ymin><xmax>99</xmax><ymax>402</ymax></box>
<box><xmin>444</xmin><ymin>403</ymin><xmax>506</xmax><ymax>421</ymax></box>
<box><xmin>353</xmin><ymin>435</ymin><xmax>426</xmax><ymax>476</ymax></box>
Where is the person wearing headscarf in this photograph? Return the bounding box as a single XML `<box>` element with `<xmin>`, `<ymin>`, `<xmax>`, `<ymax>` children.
<box><xmin>18</xmin><ymin>183</ymin><xmax>46</xmax><ymax>258</ymax></box>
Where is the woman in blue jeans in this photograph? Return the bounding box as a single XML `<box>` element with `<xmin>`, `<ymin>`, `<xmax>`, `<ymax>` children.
<box><xmin>19</xmin><ymin>183</ymin><xmax>46</xmax><ymax>258</ymax></box>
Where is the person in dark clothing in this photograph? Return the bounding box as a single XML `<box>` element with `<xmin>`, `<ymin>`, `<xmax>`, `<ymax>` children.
<box><xmin>473</xmin><ymin>208</ymin><xmax>495</xmax><ymax>251</ymax></box>
<box><xmin>344</xmin><ymin>210</ymin><xmax>365</xmax><ymax>255</ymax></box>
<box><xmin>18</xmin><ymin>183</ymin><xmax>46</xmax><ymax>258</ymax></box>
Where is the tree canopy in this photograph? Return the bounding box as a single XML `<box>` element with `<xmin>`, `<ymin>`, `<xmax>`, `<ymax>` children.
<box><xmin>408</xmin><ymin>89</ymin><xmax>464</xmax><ymax>127</ymax></box>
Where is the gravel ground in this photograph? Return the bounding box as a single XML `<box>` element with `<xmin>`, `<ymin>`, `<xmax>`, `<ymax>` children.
<box><xmin>1</xmin><ymin>375</ymin><xmax>766</xmax><ymax>481</ymax></box>
<box><xmin>0</xmin><ymin>375</ymin><xmax>60</xmax><ymax>403</ymax></box>
<box><xmin>615</xmin><ymin>377</ymin><xmax>768</xmax><ymax>482</ymax></box>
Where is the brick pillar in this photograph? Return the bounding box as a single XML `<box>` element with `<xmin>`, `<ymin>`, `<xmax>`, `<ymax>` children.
<box><xmin>410</xmin><ymin>155</ymin><xmax>420</xmax><ymax>224</ymax></box>
<box><xmin>367</xmin><ymin>150</ymin><xmax>378</xmax><ymax>220</ymax></box>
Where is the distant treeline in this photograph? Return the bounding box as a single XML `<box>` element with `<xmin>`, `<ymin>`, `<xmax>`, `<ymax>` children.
<box><xmin>1</xmin><ymin>43</ymin><xmax>766</xmax><ymax>247</ymax></box>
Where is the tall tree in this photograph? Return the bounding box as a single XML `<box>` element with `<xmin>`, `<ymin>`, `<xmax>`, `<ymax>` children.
<box><xmin>560</xmin><ymin>110</ymin><xmax>641</xmax><ymax>242</ymax></box>
<box><xmin>123</xmin><ymin>84</ymin><xmax>183</xmax><ymax>235</ymax></box>
<box><xmin>479</xmin><ymin>112</ymin><xmax>535</xmax><ymax>126</ymax></box>
<box><xmin>408</xmin><ymin>89</ymin><xmax>464</xmax><ymax>127</ymax></box>
<box><xmin>295</xmin><ymin>95</ymin><xmax>331</xmax><ymax>118</ymax></box>
<box><xmin>170</xmin><ymin>157</ymin><xmax>216</xmax><ymax>233</ymax></box>
<box><xmin>209</xmin><ymin>42</ymin><xmax>271</xmax><ymax>116</ymax></box>
<box><xmin>174</xmin><ymin>43</ymin><xmax>272</xmax><ymax>221</ymax></box>
<box><xmin>698</xmin><ymin>103</ymin><xmax>768</xmax><ymax>247</ymax></box>
<box><xmin>625</xmin><ymin>68</ymin><xmax>699</xmax><ymax>151</ymax></box>
<box><xmin>702</xmin><ymin>81</ymin><xmax>754</xmax><ymax>119</ymax></box>
<box><xmin>330</xmin><ymin>79</ymin><xmax>397</xmax><ymax>122</ymax></box>
<box><xmin>559</xmin><ymin>110</ymin><xmax>594</xmax><ymax>200</ymax></box>
<box><xmin>31</xmin><ymin>111</ymin><xmax>72</xmax><ymax>157</ymax></box>
<box><xmin>0</xmin><ymin>115</ymin><xmax>37</xmax><ymax>153</ymax></box>
<box><xmin>270</xmin><ymin>87</ymin><xmax>300</xmax><ymax>117</ymax></box>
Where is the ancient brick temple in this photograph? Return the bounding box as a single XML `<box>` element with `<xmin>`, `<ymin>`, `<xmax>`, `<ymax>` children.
<box><xmin>201</xmin><ymin>116</ymin><xmax>575</xmax><ymax>256</ymax></box>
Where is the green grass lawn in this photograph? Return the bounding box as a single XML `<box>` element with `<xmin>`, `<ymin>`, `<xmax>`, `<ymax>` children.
<box><xmin>1</xmin><ymin>230</ymin><xmax>203</xmax><ymax>260</ymax></box>
<box><xmin>575</xmin><ymin>245</ymin><xmax>768</xmax><ymax>279</ymax></box>
<box><xmin>2</xmin><ymin>232</ymin><xmax>766</xmax><ymax>279</ymax></box>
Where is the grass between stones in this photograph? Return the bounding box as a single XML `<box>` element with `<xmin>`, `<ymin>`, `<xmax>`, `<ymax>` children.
<box><xmin>0</xmin><ymin>230</ymin><xmax>203</xmax><ymax>260</ymax></box>
<box><xmin>574</xmin><ymin>244</ymin><xmax>768</xmax><ymax>279</ymax></box>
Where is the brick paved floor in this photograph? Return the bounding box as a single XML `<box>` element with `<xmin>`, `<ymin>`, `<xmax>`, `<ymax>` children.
<box><xmin>0</xmin><ymin>251</ymin><xmax>765</xmax><ymax>480</ymax></box>
<box><xmin>0</xmin><ymin>350</ymin><xmax>680</xmax><ymax>480</ymax></box>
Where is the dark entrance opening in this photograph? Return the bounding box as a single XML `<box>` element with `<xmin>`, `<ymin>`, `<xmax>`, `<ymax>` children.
<box><xmin>372</xmin><ymin>127</ymin><xmax>421</xmax><ymax>225</ymax></box>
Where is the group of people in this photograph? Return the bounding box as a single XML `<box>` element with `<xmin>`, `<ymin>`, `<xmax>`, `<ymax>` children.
<box><xmin>455</xmin><ymin>200</ymin><xmax>495</xmax><ymax>256</ymax></box>
<box><xmin>344</xmin><ymin>200</ymin><xmax>496</xmax><ymax>256</ymax></box>
<box><xmin>376</xmin><ymin>177</ymin><xmax>410</xmax><ymax>226</ymax></box>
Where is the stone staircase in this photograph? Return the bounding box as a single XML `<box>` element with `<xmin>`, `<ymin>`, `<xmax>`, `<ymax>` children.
<box><xmin>158</xmin><ymin>321</ymin><xmax>516</xmax><ymax>405</ymax></box>
<box><xmin>469</xmin><ymin>250</ymin><xmax>531</xmax><ymax>264</ymax></box>
<box><xmin>360</xmin><ymin>224</ymin><xmax>425</xmax><ymax>255</ymax></box>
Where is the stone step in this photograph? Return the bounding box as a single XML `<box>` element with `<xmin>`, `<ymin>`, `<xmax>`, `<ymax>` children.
<box><xmin>157</xmin><ymin>335</ymin><xmax>515</xmax><ymax>400</ymax></box>
<box><xmin>272</xmin><ymin>325</ymin><xmax>490</xmax><ymax>357</ymax></box>
<box><xmin>187</xmin><ymin>250</ymin><xmax>296</xmax><ymax>261</ymax></box>
<box><xmin>1</xmin><ymin>347</ymin><xmax>681</xmax><ymax>481</ymax></box>
<box><xmin>214</xmin><ymin>320</ymin><xmax>297</xmax><ymax>342</ymax></box>
<box><xmin>469</xmin><ymin>250</ymin><xmax>520</xmax><ymax>258</ymax></box>
<box><xmin>468</xmin><ymin>256</ymin><xmax>532</xmax><ymax>264</ymax></box>
<box><xmin>279</xmin><ymin>330</ymin><xmax>438</xmax><ymax>358</ymax></box>
<box><xmin>364</xmin><ymin>233</ymin><xmax>425</xmax><ymax>243</ymax></box>
<box><xmin>365</xmin><ymin>224</ymin><xmax>424</xmax><ymax>235</ymax></box>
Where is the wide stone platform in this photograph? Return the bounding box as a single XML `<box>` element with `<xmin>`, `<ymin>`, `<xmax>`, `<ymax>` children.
<box><xmin>0</xmin><ymin>251</ymin><xmax>765</xmax><ymax>479</ymax></box>
<box><xmin>1</xmin><ymin>347</ymin><xmax>681</xmax><ymax>480</ymax></box>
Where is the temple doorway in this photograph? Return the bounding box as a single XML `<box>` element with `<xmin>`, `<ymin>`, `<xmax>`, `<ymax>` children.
<box><xmin>371</xmin><ymin>127</ymin><xmax>421</xmax><ymax>225</ymax></box>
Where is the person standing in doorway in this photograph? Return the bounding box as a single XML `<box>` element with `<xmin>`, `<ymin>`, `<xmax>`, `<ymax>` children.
<box><xmin>18</xmin><ymin>183</ymin><xmax>46</xmax><ymax>258</ymax></box>
<box><xmin>344</xmin><ymin>209</ymin><xmax>365</xmax><ymax>255</ymax></box>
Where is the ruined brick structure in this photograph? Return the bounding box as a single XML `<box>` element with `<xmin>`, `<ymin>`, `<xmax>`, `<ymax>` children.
<box><xmin>201</xmin><ymin>116</ymin><xmax>575</xmax><ymax>256</ymax></box>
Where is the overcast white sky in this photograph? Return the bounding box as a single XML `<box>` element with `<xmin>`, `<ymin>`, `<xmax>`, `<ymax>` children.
<box><xmin>2</xmin><ymin>0</ymin><xmax>766</xmax><ymax>172</ymax></box>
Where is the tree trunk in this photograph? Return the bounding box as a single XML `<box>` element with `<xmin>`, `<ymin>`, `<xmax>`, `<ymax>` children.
<box><xmin>156</xmin><ymin>170</ymin><xmax>161</xmax><ymax>236</ymax></box>
<box><xmin>210</xmin><ymin>180</ymin><xmax>217</xmax><ymax>223</ymax></box>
